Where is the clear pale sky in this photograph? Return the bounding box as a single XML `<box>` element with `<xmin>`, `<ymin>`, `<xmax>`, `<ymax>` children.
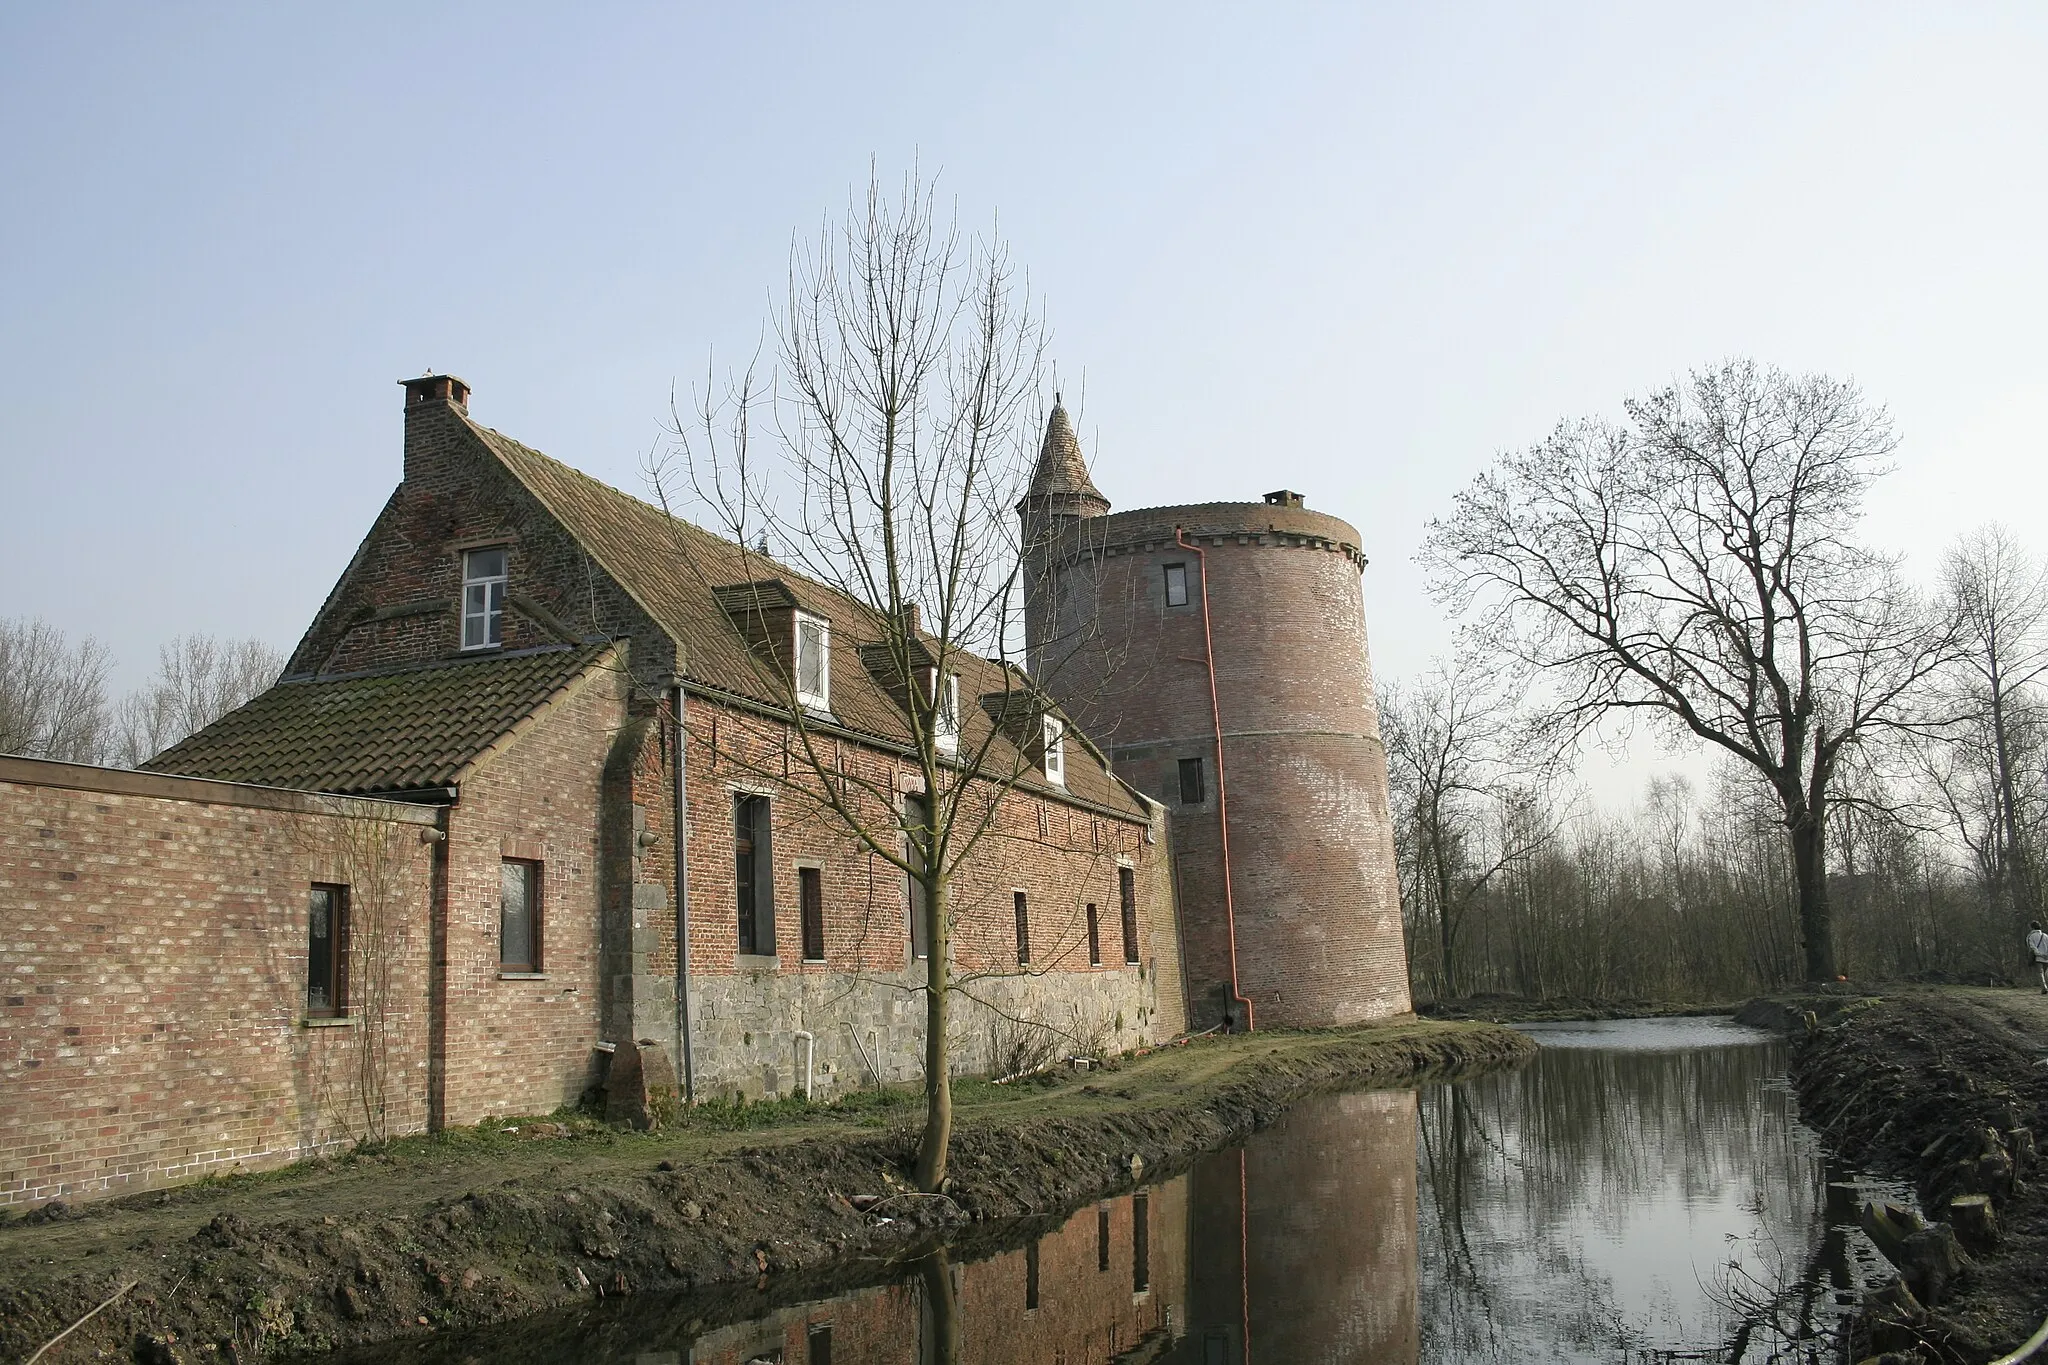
<box><xmin>4</xmin><ymin>5</ymin><xmax>2044</xmax><ymax>802</ymax></box>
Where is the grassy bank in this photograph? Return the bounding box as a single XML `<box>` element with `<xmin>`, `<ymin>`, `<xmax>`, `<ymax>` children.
<box><xmin>0</xmin><ymin>1016</ymin><xmax>1532</xmax><ymax>1362</ymax></box>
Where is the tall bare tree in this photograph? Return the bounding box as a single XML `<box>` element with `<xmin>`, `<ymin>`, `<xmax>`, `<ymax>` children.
<box><xmin>0</xmin><ymin>617</ymin><xmax>112</xmax><ymax>762</ymax></box>
<box><xmin>1381</xmin><ymin>656</ymin><xmax>1559</xmax><ymax>1001</ymax></box>
<box><xmin>653</xmin><ymin>167</ymin><xmax>1084</xmax><ymax>1192</ymax></box>
<box><xmin>1424</xmin><ymin>360</ymin><xmax>1955</xmax><ymax>983</ymax></box>
<box><xmin>1937</xmin><ymin>524</ymin><xmax>2048</xmax><ymax>922</ymax></box>
<box><xmin>115</xmin><ymin>633</ymin><xmax>283</xmax><ymax>766</ymax></box>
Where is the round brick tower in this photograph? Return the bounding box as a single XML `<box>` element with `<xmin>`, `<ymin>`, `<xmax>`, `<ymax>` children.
<box><xmin>1020</xmin><ymin>402</ymin><xmax>1412</xmax><ymax>1029</ymax></box>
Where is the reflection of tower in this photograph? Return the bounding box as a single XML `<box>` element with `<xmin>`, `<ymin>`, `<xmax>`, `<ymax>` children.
<box><xmin>1180</xmin><ymin>1090</ymin><xmax>1420</xmax><ymax>1363</ymax></box>
<box><xmin>1019</xmin><ymin>401</ymin><xmax>1412</xmax><ymax>1028</ymax></box>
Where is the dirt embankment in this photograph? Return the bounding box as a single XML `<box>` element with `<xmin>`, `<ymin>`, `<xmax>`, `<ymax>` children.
<box><xmin>1783</xmin><ymin>988</ymin><xmax>2048</xmax><ymax>1363</ymax></box>
<box><xmin>0</xmin><ymin>1018</ymin><xmax>1532</xmax><ymax>1363</ymax></box>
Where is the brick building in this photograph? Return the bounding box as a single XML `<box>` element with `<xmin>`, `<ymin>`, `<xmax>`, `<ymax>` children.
<box><xmin>1020</xmin><ymin>401</ymin><xmax>1413</xmax><ymax>1028</ymax></box>
<box><xmin>1</xmin><ymin>375</ymin><xmax>1186</xmax><ymax>1207</ymax></box>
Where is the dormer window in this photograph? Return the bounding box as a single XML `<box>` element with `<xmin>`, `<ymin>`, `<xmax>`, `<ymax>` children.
<box><xmin>1041</xmin><ymin>716</ymin><xmax>1065</xmax><ymax>786</ymax></box>
<box><xmin>462</xmin><ymin>549</ymin><xmax>507</xmax><ymax>649</ymax></box>
<box><xmin>795</xmin><ymin>611</ymin><xmax>831</xmax><ymax>710</ymax></box>
<box><xmin>933</xmin><ymin>672</ymin><xmax>960</xmax><ymax>756</ymax></box>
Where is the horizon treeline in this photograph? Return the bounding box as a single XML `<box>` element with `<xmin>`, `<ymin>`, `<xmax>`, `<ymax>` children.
<box><xmin>1385</xmin><ymin>519</ymin><xmax>2048</xmax><ymax>1004</ymax></box>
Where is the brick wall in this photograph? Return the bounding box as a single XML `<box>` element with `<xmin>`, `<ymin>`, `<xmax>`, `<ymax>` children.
<box><xmin>0</xmin><ymin>760</ymin><xmax>439</xmax><ymax>1208</ymax></box>
<box><xmin>1027</xmin><ymin>501</ymin><xmax>1413</xmax><ymax>1028</ymax></box>
<box><xmin>617</xmin><ymin>697</ymin><xmax>1186</xmax><ymax>1099</ymax></box>
<box><xmin>434</xmin><ymin>653</ymin><xmax>628</xmax><ymax>1126</ymax></box>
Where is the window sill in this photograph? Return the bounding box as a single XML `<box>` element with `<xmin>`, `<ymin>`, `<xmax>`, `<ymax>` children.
<box><xmin>498</xmin><ymin>971</ymin><xmax>548</xmax><ymax>980</ymax></box>
<box><xmin>736</xmin><ymin>954</ymin><xmax>780</xmax><ymax>971</ymax></box>
<box><xmin>302</xmin><ymin>1016</ymin><xmax>353</xmax><ymax>1029</ymax></box>
<box><xmin>800</xmin><ymin>956</ymin><xmax>828</xmax><ymax>965</ymax></box>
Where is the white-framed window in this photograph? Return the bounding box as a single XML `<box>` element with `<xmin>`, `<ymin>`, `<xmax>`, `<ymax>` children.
<box><xmin>1163</xmin><ymin>562</ymin><xmax>1189</xmax><ymax>608</ymax></box>
<box><xmin>1041</xmin><ymin>716</ymin><xmax>1066</xmax><ymax>786</ymax></box>
<box><xmin>795</xmin><ymin>611</ymin><xmax>831</xmax><ymax>710</ymax></box>
<box><xmin>462</xmin><ymin>548</ymin><xmax>508</xmax><ymax>649</ymax></box>
<box><xmin>933</xmin><ymin>671</ymin><xmax>960</xmax><ymax>756</ymax></box>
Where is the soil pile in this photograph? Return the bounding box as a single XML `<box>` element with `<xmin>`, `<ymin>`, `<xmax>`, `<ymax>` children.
<box><xmin>0</xmin><ymin>1019</ymin><xmax>1532</xmax><ymax>1362</ymax></box>
<box><xmin>1787</xmin><ymin>989</ymin><xmax>2048</xmax><ymax>1362</ymax></box>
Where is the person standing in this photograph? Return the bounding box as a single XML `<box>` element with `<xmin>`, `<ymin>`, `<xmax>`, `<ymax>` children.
<box><xmin>2029</xmin><ymin>920</ymin><xmax>2048</xmax><ymax>994</ymax></box>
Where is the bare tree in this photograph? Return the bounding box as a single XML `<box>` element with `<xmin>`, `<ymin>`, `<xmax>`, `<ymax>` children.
<box><xmin>1424</xmin><ymin>360</ymin><xmax>1955</xmax><ymax>983</ymax></box>
<box><xmin>115</xmin><ymin>633</ymin><xmax>283</xmax><ymax>766</ymax></box>
<box><xmin>1381</xmin><ymin>656</ymin><xmax>1560</xmax><ymax>1001</ymax></box>
<box><xmin>0</xmin><ymin>617</ymin><xmax>113</xmax><ymax>762</ymax></box>
<box><xmin>1936</xmin><ymin>524</ymin><xmax>2048</xmax><ymax>922</ymax></box>
<box><xmin>652</xmin><ymin>167</ymin><xmax>1087</xmax><ymax>1192</ymax></box>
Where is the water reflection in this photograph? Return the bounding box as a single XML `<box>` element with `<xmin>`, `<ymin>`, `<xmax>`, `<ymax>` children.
<box><xmin>338</xmin><ymin>1018</ymin><xmax>1908</xmax><ymax>1364</ymax></box>
<box><xmin>1413</xmin><ymin>1018</ymin><xmax>1903</xmax><ymax>1363</ymax></box>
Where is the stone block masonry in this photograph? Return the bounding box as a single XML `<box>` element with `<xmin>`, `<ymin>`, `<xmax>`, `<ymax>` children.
<box><xmin>0</xmin><ymin>759</ymin><xmax>439</xmax><ymax>1208</ymax></box>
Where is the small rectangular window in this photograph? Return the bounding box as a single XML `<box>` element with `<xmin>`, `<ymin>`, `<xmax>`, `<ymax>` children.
<box><xmin>1041</xmin><ymin>716</ymin><xmax>1065</xmax><ymax>786</ymax></box>
<box><xmin>1086</xmin><ymin>902</ymin><xmax>1101</xmax><ymax>966</ymax></box>
<box><xmin>1178</xmin><ymin>756</ymin><xmax>1206</xmax><ymax>805</ymax></box>
<box><xmin>1025</xmin><ymin>1238</ymin><xmax>1041</xmax><ymax>1311</ymax></box>
<box><xmin>1098</xmin><ymin>1205</ymin><xmax>1111</xmax><ymax>1272</ymax></box>
<box><xmin>1133</xmin><ymin>1192</ymin><xmax>1150</xmax><ymax>1293</ymax></box>
<box><xmin>735</xmin><ymin>795</ymin><xmax>775</xmax><ymax>956</ymax></box>
<box><xmin>462</xmin><ymin>548</ymin><xmax>507</xmax><ymax>650</ymax></box>
<box><xmin>306</xmin><ymin>883</ymin><xmax>348</xmax><ymax>1017</ymax></box>
<box><xmin>799</xmin><ymin>866</ymin><xmax>825</xmax><ymax>962</ymax></box>
<box><xmin>795</xmin><ymin>612</ymin><xmax>831</xmax><ymax>710</ymax></box>
<box><xmin>1120</xmin><ymin>866</ymin><xmax>1140</xmax><ymax>964</ymax></box>
<box><xmin>499</xmin><ymin>859</ymin><xmax>540</xmax><ymax>971</ymax></box>
<box><xmin>1163</xmin><ymin>562</ymin><xmax>1189</xmax><ymax>607</ymax></box>
<box><xmin>807</xmin><ymin>1324</ymin><xmax>833</xmax><ymax>1365</ymax></box>
<box><xmin>905</xmin><ymin>794</ymin><xmax>931</xmax><ymax>959</ymax></box>
<box><xmin>1014</xmin><ymin>890</ymin><xmax>1031</xmax><ymax>965</ymax></box>
<box><xmin>932</xmin><ymin>672</ymin><xmax>960</xmax><ymax>756</ymax></box>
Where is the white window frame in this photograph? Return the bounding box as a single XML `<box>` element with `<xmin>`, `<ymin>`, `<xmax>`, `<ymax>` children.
<box><xmin>1041</xmin><ymin>716</ymin><xmax>1066</xmax><ymax>787</ymax></box>
<box><xmin>932</xmin><ymin>671</ymin><xmax>960</xmax><ymax>756</ymax></box>
<box><xmin>461</xmin><ymin>548</ymin><xmax>508</xmax><ymax>650</ymax></box>
<box><xmin>794</xmin><ymin>611</ymin><xmax>831</xmax><ymax>711</ymax></box>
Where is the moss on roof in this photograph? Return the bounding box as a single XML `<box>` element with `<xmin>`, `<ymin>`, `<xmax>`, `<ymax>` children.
<box><xmin>142</xmin><ymin>644</ymin><xmax>614</xmax><ymax>796</ymax></box>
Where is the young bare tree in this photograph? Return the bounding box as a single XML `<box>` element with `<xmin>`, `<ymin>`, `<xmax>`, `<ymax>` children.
<box><xmin>652</xmin><ymin>167</ymin><xmax>1085</xmax><ymax>1192</ymax></box>
<box><xmin>115</xmin><ymin>633</ymin><xmax>283</xmax><ymax>766</ymax></box>
<box><xmin>0</xmin><ymin>617</ymin><xmax>112</xmax><ymax>762</ymax></box>
<box><xmin>1381</xmin><ymin>655</ymin><xmax>1560</xmax><ymax>1001</ymax></box>
<box><xmin>1936</xmin><ymin>524</ymin><xmax>2048</xmax><ymax>922</ymax></box>
<box><xmin>1424</xmin><ymin>360</ymin><xmax>1956</xmax><ymax>983</ymax></box>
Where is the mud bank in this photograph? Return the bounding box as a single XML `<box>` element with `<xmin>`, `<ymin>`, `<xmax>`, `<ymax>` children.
<box><xmin>1780</xmin><ymin>989</ymin><xmax>2048</xmax><ymax>1363</ymax></box>
<box><xmin>0</xmin><ymin>1019</ymin><xmax>1532</xmax><ymax>1362</ymax></box>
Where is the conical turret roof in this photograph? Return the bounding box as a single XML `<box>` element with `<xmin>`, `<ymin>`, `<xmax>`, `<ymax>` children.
<box><xmin>1020</xmin><ymin>396</ymin><xmax>1109</xmax><ymax>514</ymax></box>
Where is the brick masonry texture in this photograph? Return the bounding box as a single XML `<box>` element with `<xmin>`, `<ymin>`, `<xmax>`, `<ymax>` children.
<box><xmin>0</xmin><ymin>761</ymin><xmax>439</xmax><ymax>1207</ymax></box>
<box><xmin>1024</xmin><ymin>496</ymin><xmax>1414</xmax><ymax>1029</ymax></box>
<box><xmin>0</xmin><ymin>380</ymin><xmax>1197</xmax><ymax>1208</ymax></box>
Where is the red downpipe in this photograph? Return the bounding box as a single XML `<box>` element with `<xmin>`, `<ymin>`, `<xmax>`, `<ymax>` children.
<box><xmin>1177</xmin><ymin>527</ymin><xmax>1254</xmax><ymax>1033</ymax></box>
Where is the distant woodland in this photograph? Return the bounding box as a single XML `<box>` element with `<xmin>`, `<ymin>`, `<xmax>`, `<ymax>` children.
<box><xmin>1392</xmin><ymin>361</ymin><xmax>2045</xmax><ymax>1003</ymax></box>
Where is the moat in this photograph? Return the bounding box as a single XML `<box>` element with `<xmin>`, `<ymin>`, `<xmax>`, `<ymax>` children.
<box><xmin>320</xmin><ymin>1018</ymin><xmax>1909</xmax><ymax>1364</ymax></box>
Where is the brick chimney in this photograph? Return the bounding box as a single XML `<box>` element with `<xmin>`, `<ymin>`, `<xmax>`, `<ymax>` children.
<box><xmin>400</xmin><ymin>373</ymin><xmax>470</xmax><ymax>413</ymax></box>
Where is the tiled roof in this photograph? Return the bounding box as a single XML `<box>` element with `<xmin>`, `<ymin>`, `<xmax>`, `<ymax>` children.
<box><xmin>142</xmin><ymin>644</ymin><xmax>614</xmax><ymax>796</ymax></box>
<box><xmin>465</xmin><ymin>422</ymin><xmax>1147</xmax><ymax>819</ymax></box>
<box><xmin>1022</xmin><ymin>400</ymin><xmax>1107</xmax><ymax>506</ymax></box>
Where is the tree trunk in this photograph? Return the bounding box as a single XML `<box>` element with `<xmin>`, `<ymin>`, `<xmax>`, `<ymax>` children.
<box><xmin>1790</xmin><ymin>810</ymin><xmax>1837</xmax><ymax>983</ymax></box>
<box><xmin>914</xmin><ymin>870</ymin><xmax>951</xmax><ymax>1193</ymax></box>
<box><xmin>917</xmin><ymin>1248</ymin><xmax>961</xmax><ymax>1364</ymax></box>
<box><xmin>1432</xmin><ymin>828</ymin><xmax>1458</xmax><ymax>1000</ymax></box>
<box><xmin>1990</xmin><ymin>686</ymin><xmax>2037</xmax><ymax>921</ymax></box>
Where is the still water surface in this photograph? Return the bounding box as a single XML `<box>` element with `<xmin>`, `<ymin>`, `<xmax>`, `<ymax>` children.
<box><xmin>370</xmin><ymin>1017</ymin><xmax>1910</xmax><ymax>1364</ymax></box>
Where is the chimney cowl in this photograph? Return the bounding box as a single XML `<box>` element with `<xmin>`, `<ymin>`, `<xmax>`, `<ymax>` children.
<box><xmin>401</xmin><ymin>373</ymin><xmax>471</xmax><ymax>413</ymax></box>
